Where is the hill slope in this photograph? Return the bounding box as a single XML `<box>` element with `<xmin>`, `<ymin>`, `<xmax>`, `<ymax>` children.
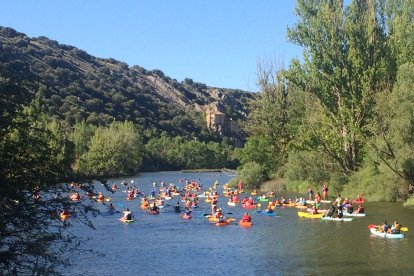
<box><xmin>0</xmin><ymin>26</ymin><xmax>254</xmax><ymax>140</ymax></box>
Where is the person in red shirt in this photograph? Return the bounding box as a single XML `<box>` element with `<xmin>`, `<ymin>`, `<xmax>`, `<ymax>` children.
<box><xmin>241</xmin><ymin>212</ymin><xmax>251</xmax><ymax>222</ymax></box>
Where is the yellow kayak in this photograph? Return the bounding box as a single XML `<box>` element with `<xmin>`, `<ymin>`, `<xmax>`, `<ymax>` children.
<box><xmin>297</xmin><ymin>211</ymin><xmax>324</xmax><ymax>219</ymax></box>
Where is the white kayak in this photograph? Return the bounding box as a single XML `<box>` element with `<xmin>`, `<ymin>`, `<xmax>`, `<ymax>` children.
<box><xmin>343</xmin><ymin>212</ymin><xmax>366</xmax><ymax>217</ymax></box>
<box><xmin>306</xmin><ymin>208</ymin><xmax>327</xmax><ymax>213</ymax></box>
<box><xmin>370</xmin><ymin>228</ymin><xmax>404</xmax><ymax>239</ymax></box>
<box><xmin>320</xmin><ymin>200</ymin><xmax>332</xmax><ymax>203</ymax></box>
<box><xmin>321</xmin><ymin>216</ymin><xmax>353</xmax><ymax>222</ymax></box>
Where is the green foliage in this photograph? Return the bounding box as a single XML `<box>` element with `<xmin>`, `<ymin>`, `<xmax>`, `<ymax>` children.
<box><xmin>342</xmin><ymin>160</ymin><xmax>403</xmax><ymax>202</ymax></box>
<box><xmin>0</xmin><ymin>100</ymin><xmax>96</xmax><ymax>275</ymax></box>
<box><xmin>370</xmin><ymin>62</ymin><xmax>414</xmax><ymax>197</ymax></box>
<box><xmin>78</xmin><ymin>121</ymin><xmax>143</xmax><ymax>178</ymax></box>
<box><xmin>143</xmin><ymin>132</ymin><xmax>237</xmax><ymax>171</ymax></box>
<box><xmin>284</xmin><ymin>150</ymin><xmax>333</xmax><ymax>184</ymax></box>
<box><xmin>237</xmin><ymin>162</ymin><xmax>265</xmax><ymax>189</ymax></box>
<box><xmin>403</xmin><ymin>196</ymin><xmax>414</xmax><ymax>207</ymax></box>
<box><xmin>284</xmin><ymin>180</ymin><xmax>313</xmax><ymax>194</ymax></box>
<box><xmin>239</xmin><ymin>64</ymin><xmax>305</xmax><ymax>178</ymax></box>
<box><xmin>286</xmin><ymin>0</ymin><xmax>393</xmax><ymax>174</ymax></box>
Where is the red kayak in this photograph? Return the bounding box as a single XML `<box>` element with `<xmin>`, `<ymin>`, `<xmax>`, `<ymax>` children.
<box><xmin>150</xmin><ymin>210</ymin><xmax>159</xmax><ymax>215</ymax></box>
<box><xmin>242</xmin><ymin>204</ymin><xmax>256</xmax><ymax>209</ymax></box>
<box><xmin>352</xmin><ymin>199</ymin><xmax>365</xmax><ymax>204</ymax></box>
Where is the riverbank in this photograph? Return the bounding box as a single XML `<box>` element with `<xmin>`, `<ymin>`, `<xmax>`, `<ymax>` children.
<box><xmin>180</xmin><ymin>168</ymin><xmax>236</xmax><ymax>173</ymax></box>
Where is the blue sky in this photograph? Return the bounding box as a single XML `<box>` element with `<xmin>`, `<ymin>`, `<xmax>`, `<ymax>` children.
<box><xmin>0</xmin><ymin>1</ymin><xmax>302</xmax><ymax>91</ymax></box>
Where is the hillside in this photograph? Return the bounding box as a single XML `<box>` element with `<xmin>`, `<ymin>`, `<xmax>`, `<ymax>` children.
<box><xmin>0</xmin><ymin>26</ymin><xmax>254</xmax><ymax>140</ymax></box>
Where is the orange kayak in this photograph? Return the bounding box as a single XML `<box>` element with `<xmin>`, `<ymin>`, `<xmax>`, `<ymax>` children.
<box><xmin>215</xmin><ymin>220</ymin><xmax>231</xmax><ymax>226</ymax></box>
<box><xmin>239</xmin><ymin>220</ymin><xmax>252</xmax><ymax>228</ymax></box>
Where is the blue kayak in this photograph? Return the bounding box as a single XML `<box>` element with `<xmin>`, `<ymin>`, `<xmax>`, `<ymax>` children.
<box><xmin>256</xmin><ymin>210</ymin><xmax>277</xmax><ymax>217</ymax></box>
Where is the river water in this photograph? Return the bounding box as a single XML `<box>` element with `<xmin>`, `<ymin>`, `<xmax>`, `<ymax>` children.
<box><xmin>62</xmin><ymin>171</ymin><xmax>414</xmax><ymax>275</ymax></box>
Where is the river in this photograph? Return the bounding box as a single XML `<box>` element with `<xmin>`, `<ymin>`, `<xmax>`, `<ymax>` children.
<box><xmin>62</xmin><ymin>171</ymin><xmax>414</xmax><ymax>275</ymax></box>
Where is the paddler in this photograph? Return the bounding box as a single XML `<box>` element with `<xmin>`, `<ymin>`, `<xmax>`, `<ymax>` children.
<box><xmin>334</xmin><ymin>193</ymin><xmax>343</xmax><ymax>207</ymax></box>
<box><xmin>61</xmin><ymin>209</ymin><xmax>70</xmax><ymax>216</ymax></box>
<box><xmin>310</xmin><ymin>206</ymin><xmax>319</xmax><ymax>215</ymax></box>
<box><xmin>388</xmin><ymin>221</ymin><xmax>401</xmax><ymax>234</ymax></box>
<box><xmin>174</xmin><ymin>202</ymin><xmax>181</xmax><ymax>213</ymax></box>
<box><xmin>150</xmin><ymin>202</ymin><xmax>159</xmax><ymax>213</ymax></box>
<box><xmin>355</xmin><ymin>204</ymin><xmax>364</xmax><ymax>214</ymax></box>
<box><xmin>336</xmin><ymin>205</ymin><xmax>344</xmax><ymax>218</ymax></box>
<box><xmin>241</xmin><ymin>212</ymin><xmax>251</xmax><ymax>222</ymax></box>
<box><xmin>123</xmin><ymin>208</ymin><xmax>133</xmax><ymax>220</ymax></box>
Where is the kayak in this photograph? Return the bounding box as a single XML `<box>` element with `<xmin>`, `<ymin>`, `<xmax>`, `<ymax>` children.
<box><xmin>320</xmin><ymin>200</ymin><xmax>332</xmax><ymax>203</ymax></box>
<box><xmin>297</xmin><ymin>211</ymin><xmax>324</xmax><ymax>219</ymax></box>
<box><xmin>256</xmin><ymin>210</ymin><xmax>277</xmax><ymax>217</ymax></box>
<box><xmin>140</xmin><ymin>204</ymin><xmax>149</xmax><ymax>209</ymax></box>
<box><xmin>206</xmin><ymin>215</ymin><xmax>235</xmax><ymax>222</ymax></box>
<box><xmin>257</xmin><ymin>197</ymin><xmax>269</xmax><ymax>202</ymax></box>
<box><xmin>164</xmin><ymin>196</ymin><xmax>172</xmax><ymax>200</ymax></box>
<box><xmin>294</xmin><ymin>205</ymin><xmax>308</xmax><ymax>209</ymax></box>
<box><xmin>242</xmin><ymin>204</ymin><xmax>256</xmax><ymax>209</ymax></box>
<box><xmin>228</xmin><ymin>202</ymin><xmax>236</xmax><ymax>206</ymax></box>
<box><xmin>343</xmin><ymin>212</ymin><xmax>366</xmax><ymax>217</ymax></box>
<box><xmin>182</xmin><ymin>214</ymin><xmax>192</xmax><ymax>220</ymax></box>
<box><xmin>60</xmin><ymin>214</ymin><xmax>70</xmax><ymax>221</ymax></box>
<box><xmin>215</xmin><ymin>220</ymin><xmax>231</xmax><ymax>226</ymax></box>
<box><xmin>150</xmin><ymin>210</ymin><xmax>160</xmax><ymax>215</ymax></box>
<box><xmin>119</xmin><ymin>218</ymin><xmax>134</xmax><ymax>223</ymax></box>
<box><xmin>306</xmin><ymin>208</ymin><xmax>328</xmax><ymax>213</ymax></box>
<box><xmin>321</xmin><ymin>216</ymin><xmax>354</xmax><ymax>222</ymax></box>
<box><xmin>370</xmin><ymin>228</ymin><xmax>404</xmax><ymax>238</ymax></box>
<box><xmin>158</xmin><ymin>205</ymin><xmax>166</xmax><ymax>209</ymax></box>
<box><xmin>353</xmin><ymin>199</ymin><xmax>365</xmax><ymax>204</ymax></box>
<box><xmin>239</xmin><ymin>220</ymin><xmax>252</xmax><ymax>227</ymax></box>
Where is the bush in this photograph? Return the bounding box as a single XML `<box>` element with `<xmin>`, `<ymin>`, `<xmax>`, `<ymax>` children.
<box><xmin>284</xmin><ymin>180</ymin><xmax>312</xmax><ymax>193</ymax></box>
<box><xmin>260</xmin><ymin>179</ymin><xmax>287</xmax><ymax>192</ymax></box>
<box><xmin>237</xmin><ymin>162</ymin><xmax>265</xmax><ymax>189</ymax></box>
<box><xmin>226</xmin><ymin>177</ymin><xmax>241</xmax><ymax>189</ymax></box>
<box><xmin>284</xmin><ymin>151</ymin><xmax>332</xmax><ymax>184</ymax></box>
<box><xmin>403</xmin><ymin>196</ymin><xmax>414</xmax><ymax>207</ymax></box>
<box><xmin>341</xmin><ymin>160</ymin><xmax>402</xmax><ymax>202</ymax></box>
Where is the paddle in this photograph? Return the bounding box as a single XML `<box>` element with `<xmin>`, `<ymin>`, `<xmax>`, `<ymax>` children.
<box><xmin>203</xmin><ymin>212</ymin><xmax>233</xmax><ymax>216</ymax></box>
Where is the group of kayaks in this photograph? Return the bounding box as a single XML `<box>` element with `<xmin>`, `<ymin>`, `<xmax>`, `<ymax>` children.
<box><xmin>66</xmin><ymin>181</ymin><xmax>408</xmax><ymax>238</ymax></box>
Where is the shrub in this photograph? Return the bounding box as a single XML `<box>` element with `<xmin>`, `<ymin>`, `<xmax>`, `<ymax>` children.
<box><xmin>237</xmin><ymin>162</ymin><xmax>265</xmax><ymax>189</ymax></box>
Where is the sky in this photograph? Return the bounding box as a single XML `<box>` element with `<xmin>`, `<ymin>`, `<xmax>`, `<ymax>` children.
<box><xmin>0</xmin><ymin>0</ymin><xmax>302</xmax><ymax>92</ymax></box>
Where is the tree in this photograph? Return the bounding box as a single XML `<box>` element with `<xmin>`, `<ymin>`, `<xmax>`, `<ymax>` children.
<box><xmin>286</xmin><ymin>0</ymin><xmax>393</xmax><ymax>175</ymax></box>
<box><xmin>369</xmin><ymin>62</ymin><xmax>414</xmax><ymax>197</ymax></box>
<box><xmin>240</xmin><ymin>62</ymin><xmax>305</xmax><ymax>177</ymax></box>
<box><xmin>79</xmin><ymin>121</ymin><xmax>143</xmax><ymax>181</ymax></box>
<box><xmin>0</xmin><ymin>101</ymin><xmax>94</xmax><ymax>275</ymax></box>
